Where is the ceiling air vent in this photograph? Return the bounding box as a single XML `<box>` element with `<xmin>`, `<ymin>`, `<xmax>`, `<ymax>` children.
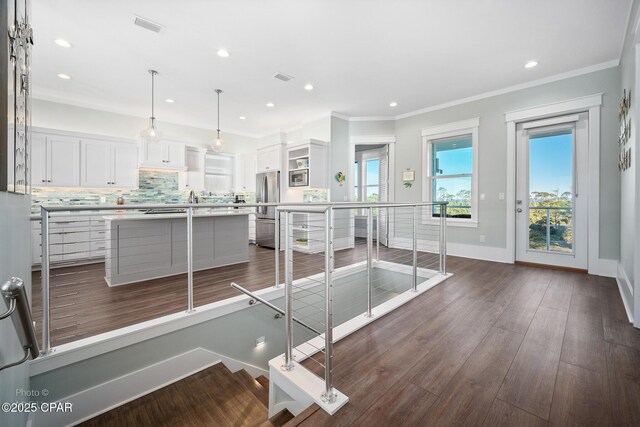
<box><xmin>133</xmin><ymin>15</ymin><xmax>164</xmax><ymax>33</ymax></box>
<box><xmin>274</xmin><ymin>72</ymin><xmax>294</xmax><ymax>82</ymax></box>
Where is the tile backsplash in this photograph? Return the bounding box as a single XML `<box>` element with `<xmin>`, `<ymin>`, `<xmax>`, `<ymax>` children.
<box><xmin>31</xmin><ymin>170</ymin><xmax>253</xmax><ymax>213</ymax></box>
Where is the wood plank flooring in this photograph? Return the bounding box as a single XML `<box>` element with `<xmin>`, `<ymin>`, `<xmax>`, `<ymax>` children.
<box><xmin>31</xmin><ymin>241</ymin><xmax>439</xmax><ymax>347</ymax></box>
<box><xmin>292</xmin><ymin>260</ymin><xmax>640</xmax><ymax>427</ymax></box>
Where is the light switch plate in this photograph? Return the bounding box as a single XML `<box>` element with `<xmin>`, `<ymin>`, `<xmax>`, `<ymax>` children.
<box><xmin>498</xmin><ymin>193</ymin><xmax>505</xmax><ymax>200</ymax></box>
<box><xmin>480</xmin><ymin>193</ymin><xmax>486</xmax><ymax>200</ymax></box>
<box><xmin>479</xmin><ymin>235</ymin><xmax>486</xmax><ymax>243</ymax></box>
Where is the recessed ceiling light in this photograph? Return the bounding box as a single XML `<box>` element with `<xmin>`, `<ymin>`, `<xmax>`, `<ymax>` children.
<box><xmin>165</xmin><ymin>98</ymin><xmax>175</xmax><ymax>103</ymax></box>
<box><xmin>57</xmin><ymin>73</ymin><xmax>71</xmax><ymax>80</ymax></box>
<box><xmin>54</xmin><ymin>39</ymin><xmax>72</xmax><ymax>48</ymax></box>
<box><xmin>524</xmin><ymin>60</ymin><xmax>538</xmax><ymax>69</ymax></box>
<box><xmin>217</xmin><ymin>49</ymin><xmax>230</xmax><ymax>58</ymax></box>
<box><xmin>304</xmin><ymin>84</ymin><xmax>314</xmax><ymax>91</ymax></box>
<box><xmin>239</xmin><ymin>116</ymin><xmax>246</xmax><ymax>120</ymax></box>
<box><xmin>266</xmin><ymin>102</ymin><xmax>275</xmax><ymax>108</ymax></box>
<box><xmin>389</xmin><ymin>101</ymin><xmax>398</xmax><ymax>107</ymax></box>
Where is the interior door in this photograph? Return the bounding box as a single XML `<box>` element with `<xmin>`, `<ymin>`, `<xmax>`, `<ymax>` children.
<box><xmin>515</xmin><ymin>113</ymin><xmax>588</xmax><ymax>269</ymax></box>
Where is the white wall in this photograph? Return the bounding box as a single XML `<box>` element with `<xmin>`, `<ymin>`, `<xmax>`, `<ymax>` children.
<box><xmin>31</xmin><ymin>99</ymin><xmax>260</xmax><ymax>154</ymax></box>
<box><xmin>618</xmin><ymin>0</ymin><xmax>639</xmax><ymax>325</ymax></box>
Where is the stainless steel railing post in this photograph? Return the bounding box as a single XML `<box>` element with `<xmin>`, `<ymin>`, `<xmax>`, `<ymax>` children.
<box><xmin>187</xmin><ymin>206</ymin><xmax>194</xmax><ymax>313</ymax></box>
<box><xmin>366</xmin><ymin>207</ymin><xmax>373</xmax><ymax>318</ymax></box>
<box><xmin>412</xmin><ymin>205</ymin><xmax>418</xmax><ymax>292</ymax></box>
<box><xmin>441</xmin><ymin>204</ymin><xmax>447</xmax><ymax>275</ymax></box>
<box><xmin>282</xmin><ymin>211</ymin><xmax>294</xmax><ymax>371</ymax></box>
<box><xmin>376</xmin><ymin>208</ymin><xmax>380</xmax><ymax>261</ymax></box>
<box><xmin>274</xmin><ymin>211</ymin><xmax>280</xmax><ymax>288</ymax></box>
<box><xmin>322</xmin><ymin>207</ymin><xmax>337</xmax><ymax>403</ymax></box>
<box><xmin>40</xmin><ymin>206</ymin><xmax>52</xmax><ymax>355</ymax></box>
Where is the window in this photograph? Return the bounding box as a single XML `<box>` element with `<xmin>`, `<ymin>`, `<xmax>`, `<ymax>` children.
<box><xmin>422</xmin><ymin>118</ymin><xmax>479</xmax><ymax>225</ymax></box>
<box><xmin>354</xmin><ymin>148</ymin><xmax>384</xmax><ymax>215</ymax></box>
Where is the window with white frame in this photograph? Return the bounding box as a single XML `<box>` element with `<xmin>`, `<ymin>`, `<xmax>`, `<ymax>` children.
<box><xmin>422</xmin><ymin>118</ymin><xmax>479</xmax><ymax>224</ymax></box>
<box><xmin>354</xmin><ymin>149</ymin><xmax>382</xmax><ymax>214</ymax></box>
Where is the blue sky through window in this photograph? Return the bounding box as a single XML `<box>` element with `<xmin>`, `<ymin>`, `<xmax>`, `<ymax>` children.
<box><xmin>529</xmin><ymin>132</ymin><xmax>572</xmax><ymax>198</ymax></box>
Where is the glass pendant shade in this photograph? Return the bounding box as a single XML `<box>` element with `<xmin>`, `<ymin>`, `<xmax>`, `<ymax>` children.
<box><xmin>140</xmin><ymin>117</ymin><xmax>162</xmax><ymax>143</ymax></box>
<box><xmin>212</xmin><ymin>132</ymin><xmax>224</xmax><ymax>152</ymax></box>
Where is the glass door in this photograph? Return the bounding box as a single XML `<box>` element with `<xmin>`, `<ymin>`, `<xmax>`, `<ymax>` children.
<box><xmin>515</xmin><ymin>114</ymin><xmax>588</xmax><ymax>269</ymax></box>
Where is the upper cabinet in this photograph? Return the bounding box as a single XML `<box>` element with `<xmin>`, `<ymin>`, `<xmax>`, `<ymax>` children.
<box><xmin>179</xmin><ymin>147</ymin><xmax>206</xmax><ymax>190</ymax></box>
<box><xmin>287</xmin><ymin>139</ymin><xmax>328</xmax><ymax>188</ymax></box>
<box><xmin>139</xmin><ymin>140</ymin><xmax>186</xmax><ymax>170</ymax></box>
<box><xmin>81</xmin><ymin>139</ymin><xmax>139</xmax><ymax>188</ymax></box>
<box><xmin>256</xmin><ymin>144</ymin><xmax>283</xmax><ymax>172</ymax></box>
<box><xmin>32</xmin><ymin>132</ymin><xmax>81</xmax><ymax>187</ymax></box>
<box><xmin>235</xmin><ymin>152</ymin><xmax>257</xmax><ymax>192</ymax></box>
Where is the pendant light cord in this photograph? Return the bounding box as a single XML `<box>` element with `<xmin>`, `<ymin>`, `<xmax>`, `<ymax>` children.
<box><xmin>217</xmin><ymin>90</ymin><xmax>221</xmax><ymax>135</ymax></box>
<box><xmin>151</xmin><ymin>71</ymin><xmax>155</xmax><ymax>120</ymax></box>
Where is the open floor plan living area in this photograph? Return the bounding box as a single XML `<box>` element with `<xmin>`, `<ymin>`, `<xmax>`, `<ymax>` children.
<box><xmin>1</xmin><ymin>0</ymin><xmax>640</xmax><ymax>426</ymax></box>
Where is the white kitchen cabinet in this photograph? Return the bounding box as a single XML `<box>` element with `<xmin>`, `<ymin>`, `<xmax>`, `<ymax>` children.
<box><xmin>139</xmin><ymin>140</ymin><xmax>186</xmax><ymax>170</ymax></box>
<box><xmin>32</xmin><ymin>133</ymin><xmax>81</xmax><ymax>187</ymax></box>
<box><xmin>80</xmin><ymin>140</ymin><xmax>138</xmax><ymax>188</ymax></box>
<box><xmin>235</xmin><ymin>152</ymin><xmax>257</xmax><ymax>192</ymax></box>
<box><xmin>179</xmin><ymin>147</ymin><xmax>206</xmax><ymax>190</ymax></box>
<box><xmin>256</xmin><ymin>144</ymin><xmax>282</xmax><ymax>172</ymax></box>
<box><xmin>286</xmin><ymin>139</ymin><xmax>328</xmax><ymax>188</ymax></box>
<box><xmin>112</xmin><ymin>143</ymin><xmax>139</xmax><ymax>188</ymax></box>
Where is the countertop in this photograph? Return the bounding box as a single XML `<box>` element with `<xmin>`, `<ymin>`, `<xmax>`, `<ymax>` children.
<box><xmin>102</xmin><ymin>209</ymin><xmax>253</xmax><ymax>221</ymax></box>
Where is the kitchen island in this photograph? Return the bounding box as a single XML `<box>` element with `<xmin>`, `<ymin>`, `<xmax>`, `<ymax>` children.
<box><xmin>103</xmin><ymin>210</ymin><xmax>250</xmax><ymax>286</ymax></box>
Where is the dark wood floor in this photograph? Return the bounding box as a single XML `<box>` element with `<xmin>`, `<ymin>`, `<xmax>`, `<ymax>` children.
<box><xmin>291</xmin><ymin>259</ymin><xmax>640</xmax><ymax>426</ymax></box>
<box><xmin>32</xmin><ymin>241</ymin><xmax>438</xmax><ymax>347</ymax></box>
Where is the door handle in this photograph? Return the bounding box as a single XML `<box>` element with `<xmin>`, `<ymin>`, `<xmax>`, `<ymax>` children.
<box><xmin>517</xmin><ymin>208</ymin><xmax>523</xmax><ymax>213</ymax></box>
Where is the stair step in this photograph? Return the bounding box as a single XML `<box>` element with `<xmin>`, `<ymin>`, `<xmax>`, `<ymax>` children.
<box><xmin>259</xmin><ymin>409</ymin><xmax>295</xmax><ymax>427</ymax></box>
<box><xmin>234</xmin><ymin>369</ymin><xmax>270</xmax><ymax>408</ymax></box>
<box><xmin>256</xmin><ymin>375</ymin><xmax>270</xmax><ymax>390</ymax></box>
<box><xmin>283</xmin><ymin>404</ymin><xmax>321</xmax><ymax>427</ymax></box>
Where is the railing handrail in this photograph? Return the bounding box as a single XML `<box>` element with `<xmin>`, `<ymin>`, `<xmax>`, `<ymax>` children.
<box><xmin>38</xmin><ymin>200</ymin><xmax>449</xmax><ymax>214</ymax></box>
<box><xmin>230</xmin><ymin>282</ymin><xmax>322</xmax><ymax>336</ymax></box>
<box><xmin>0</xmin><ymin>277</ymin><xmax>40</xmax><ymax>371</ymax></box>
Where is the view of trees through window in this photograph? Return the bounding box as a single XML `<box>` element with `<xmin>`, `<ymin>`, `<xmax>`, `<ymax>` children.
<box><xmin>431</xmin><ymin>135</ymin><xmax>472</xmax><ymax>218</ymax></box>
<box><xmin>528</xmin><ymin>131</ymin><xmax>573</xmax><ymax>253</ymax></box>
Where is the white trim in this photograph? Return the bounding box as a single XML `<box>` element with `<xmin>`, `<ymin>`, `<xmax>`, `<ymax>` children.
<box><xmin>616</xmin><ymin>262</ymin><xmax>635</xmax><ymax>323</ymax></box>
<box><xmin>388</xmin><ymin>236</ymin><xmax>511</xmax><ymax>263</ymax></box>
<box><xmin>29</xmin><ymin>348</ymin><xmax>266</xmax><ymax>427</ymax></box>
<box><xmin>421</xmin><ymin>117</ymin><xmax>480</xmax><ymax>137</ymax></box>
<box><xmin>521</xmin><ymin>114</ymin><xmax>580</xmax><ymax>130</ymax></box>
<box><xmin>421</xmin><ymin>118</ymin><xmax>479</xmax><ymax>225</ymax></box>
<box><xmin>504</xmin><ymin>93</ymin><xmax>603</xmax><ymax>123</ymax></box>
<box><xmin>349</xmin><ymin>135</ymin><xmax>396</xmax><ymax>144</ymax></box>
<box><xmin>504</xmin><ymin>98</ymin><xmax>601</xmax><ymax>274</ymax></box>
<box><xmin>347</xmin><ymin>115</ymin><xmax>396</xmax><ymax>122</ymax></box>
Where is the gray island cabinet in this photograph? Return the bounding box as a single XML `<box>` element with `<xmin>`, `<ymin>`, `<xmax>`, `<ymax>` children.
<box><xmin>103</xmin><ymin>211</ymin><xmax>250</xmax><ymax>286</ymax></box>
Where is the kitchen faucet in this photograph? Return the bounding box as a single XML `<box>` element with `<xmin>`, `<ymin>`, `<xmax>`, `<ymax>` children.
<box><xmin>188</xmin><ymin>190</ymin><xmax>198</xmax><ymax>204</ymax></box>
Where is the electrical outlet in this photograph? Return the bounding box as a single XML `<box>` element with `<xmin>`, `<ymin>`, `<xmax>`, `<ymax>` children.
<box><xmin>479</xmin><ymin>235</ymin><xmax>486</xmax><ymax>243</ymax></box>
<box><xmin>498</xmin><ymin>193</ymin><xmax>505</xmax><ymax>200</ymax></box>
<box><xmin>255</xmin><ymin>336</ymin><xmax>266</xmax><ymax>347</ymax></box>
<box><xmin>480</xmin><ymin>193</ymin><xmax>486</xmax><ymax>200</ymax></box>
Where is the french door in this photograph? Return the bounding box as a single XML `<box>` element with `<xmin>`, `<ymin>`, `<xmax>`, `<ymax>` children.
<box><xmin>515</xmin><ymin>113</ymin><xmax>588</xmax><ymax>269</ymax></box>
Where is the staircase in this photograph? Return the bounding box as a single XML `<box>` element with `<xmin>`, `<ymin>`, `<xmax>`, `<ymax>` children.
<box><xmin>80</xmin><ymin>363</ymin><xmax>294</xmax><ymax>427</ymax></box>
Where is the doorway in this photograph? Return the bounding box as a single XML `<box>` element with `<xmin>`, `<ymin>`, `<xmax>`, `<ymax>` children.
<box><xmin>353</xmin><ymin>143</ymin><xmax>390</xmax><ymax>246</ymax></box>
<box><xmin>515</xmin><ymin>113</ymin><xmax>588</xmax><ymax>269</ymax></box>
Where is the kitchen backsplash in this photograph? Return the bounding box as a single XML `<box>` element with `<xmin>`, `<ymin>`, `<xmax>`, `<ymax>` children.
<box><xmin>302</xmin><ymin>189</ymin><xmax>329</xmax><ymax>202</ymax></box>
<box><xmin>31</xmin><ymin>170</ymin><xmax>254</xmax><ymax>213</ymax></box>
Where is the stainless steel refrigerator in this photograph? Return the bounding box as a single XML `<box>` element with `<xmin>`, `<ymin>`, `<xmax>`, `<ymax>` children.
<box><xmin>255</xmin><ymin>171</ymin><xmax>280</xmax><ymax>248</ymax></box>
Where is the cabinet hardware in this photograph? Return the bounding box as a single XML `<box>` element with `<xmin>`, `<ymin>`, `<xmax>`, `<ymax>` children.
<box><xmin>41</xmin><ymin>179</ymin><xmax>45</xmax><ymax>183</ymax></box>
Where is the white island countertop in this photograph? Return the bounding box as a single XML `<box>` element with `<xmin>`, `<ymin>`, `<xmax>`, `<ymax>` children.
<box><xmin>103</xmin><ymin>209</ymin><xmax>253</xmax><ymax>221</ymax></box>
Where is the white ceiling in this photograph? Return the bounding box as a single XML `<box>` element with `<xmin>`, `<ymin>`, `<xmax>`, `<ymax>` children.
<box><xmin>31</xmin><ymin>0</ymin><xmax>631</xmax><ymax>137</ymax></box>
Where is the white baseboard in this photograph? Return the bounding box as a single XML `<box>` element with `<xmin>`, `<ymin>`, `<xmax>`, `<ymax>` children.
<box><xmin>616</xmin><ymin>262</ymin><xmax>635</xmax><ymax>324</ymax></box>
<box><xmin>388</xmin><ymin>237</ymin><xmax>511</xmax><ymax>264</ymax></box>
<box><xmin>30</xmin><ymin>348</ymin><xmax>267</xmax><ymax>427</ymax></box>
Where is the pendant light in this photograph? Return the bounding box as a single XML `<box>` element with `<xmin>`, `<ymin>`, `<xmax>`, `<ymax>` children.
<box><xmin>140</xmin><ymin>69</ymin><xmax>162</xmax><ymax>143</ymax></box>
<box><xmin>212</xmin><ymin>89</ymin><xmax>224</xmax><ymax>152</ymax></box>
